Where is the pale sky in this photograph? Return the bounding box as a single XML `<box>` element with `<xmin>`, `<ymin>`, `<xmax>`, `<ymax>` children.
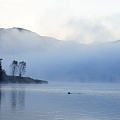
<box><xmin>0</xmin><ymin>0</ymin><xmax>120</xmax><ymax>43</ymax></box>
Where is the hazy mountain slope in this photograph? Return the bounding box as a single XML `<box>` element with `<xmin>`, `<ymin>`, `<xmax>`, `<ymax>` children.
<box><xmin>0</xmin><ymin>27</ymin><xmax>61</xmax><ymax>54</ymax></box>
<box><xmin>0</xmin><ymin>28</ymin><xmax>120</xmax><ymax>82</ymax></box>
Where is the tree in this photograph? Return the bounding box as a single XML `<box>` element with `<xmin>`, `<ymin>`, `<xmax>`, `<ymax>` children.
<box><xmin>10</xmin><ymin>60</ymin><xmax>18</xmax><ymax>77</ymax></box>
<box><xmin>0</xmin><ymin>59</ymin><xmax>3</xmax><ymax>81</ymax></box>
<box><xmin>18</xmin><ymin>61</ymin><xmax>26</xmax><ymax>77</ymax></box>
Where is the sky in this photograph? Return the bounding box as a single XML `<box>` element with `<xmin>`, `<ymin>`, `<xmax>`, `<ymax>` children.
<box><xmin>0</xmin><ymin>0</ymin><xmax>120</xmax><ymax>43</ymax></box>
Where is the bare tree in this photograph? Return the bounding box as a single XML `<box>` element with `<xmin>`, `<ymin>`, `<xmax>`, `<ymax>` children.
<box><xmin>10</xmin><ymin>60</ymin><xmax>18</xmax><ymax>77</ymax></box>
<box><xmin>18</xmin><ymin>61</ymin><xmax>26</xmax><ymax>77</ymax></box>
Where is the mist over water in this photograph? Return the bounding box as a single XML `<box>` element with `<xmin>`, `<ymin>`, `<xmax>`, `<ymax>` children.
<box><xmin>1</xmin><ymin>28</ymin><xmax>120</xmax><ymax>82</ymax></box>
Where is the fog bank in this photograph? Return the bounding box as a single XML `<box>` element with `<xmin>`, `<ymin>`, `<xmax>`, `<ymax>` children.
<box><xmin>1</xmin><ymin>28</ymin><xmax>120</xmax><ymax>82</ymax></box>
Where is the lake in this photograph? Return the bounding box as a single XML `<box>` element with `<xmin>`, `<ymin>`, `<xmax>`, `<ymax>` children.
<box><xmin>0</xmin><ymin>83</ymin><xmax>120</xmax><ymax>120</ymax></box>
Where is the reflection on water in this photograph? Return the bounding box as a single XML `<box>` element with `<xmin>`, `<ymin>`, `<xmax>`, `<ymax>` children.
<box><xmin>0</xmin><ymin>85</ymin><xmax>25</xmax><ymax>112</ymax></box>
<box><xmin>0</xmin><ymin>83</ymin><xmax>120</xmax><ymax>120</ymax></box>
<box><xmin>0</xmin><ymin>86</ymin><xmax>2</xmax><ymax>106</ymax></box>
<box><xmin>11</xmin><ymin>89</ymin><xmax>17</xmax><ymax>109</ymax></box>
<box><xmin>10</xmin><ymin>86</ymin><xmax>25</xmax><ymax>110</ymax></box>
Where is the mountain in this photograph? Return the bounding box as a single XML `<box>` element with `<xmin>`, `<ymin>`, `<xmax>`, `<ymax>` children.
<box><xmin>0</xmin><ymin>27</ymin><xmax>61</xmax><ymax>54</ymax></box>
<box><xmin>0</xmin><ymin>27</ymin><xmax>120</xmax><ymax>82</ymax></box>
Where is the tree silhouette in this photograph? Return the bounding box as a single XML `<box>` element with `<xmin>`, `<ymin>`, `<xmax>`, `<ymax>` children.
<box><xmin>18</xmin><ymin>61</ymin><xmax>26</xmax><ymax>77</ymax></box>
<box><xmin>0</xmin><ymin>59</ymin><xmax>3</xmax><ymax>82</ymax></box>
<box><xmin>10</xmin><ymin>60</ymin><xmax>18</xmax><ymax>77</ymax></box>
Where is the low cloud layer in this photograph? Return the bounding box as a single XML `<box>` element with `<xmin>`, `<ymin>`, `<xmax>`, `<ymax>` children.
<box><xmin>0</xmin><ymin>28</ymin><xmax>59</xmax><ymax>55</ymax></box>
<box><xmin>1</xmin><ymin>28</ymin><xmax>120</xmax><ymax>82</ymax></box>
<box><xmin>64</xmin><ymin>18</ymin><xmax>119</xmax><ymax>44</ymax></box>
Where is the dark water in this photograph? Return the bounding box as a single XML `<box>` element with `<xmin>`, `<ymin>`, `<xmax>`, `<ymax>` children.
<box><xmin>0</xmin><ymin>83</ymin><xmax>120</xmax><ymax>120</ymax></box>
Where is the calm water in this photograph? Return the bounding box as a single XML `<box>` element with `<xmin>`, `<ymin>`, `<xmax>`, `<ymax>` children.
<box><xmin>0</xmin><ymin>83</ymin><xmax>120</xmax><ymax>120</ymax></box>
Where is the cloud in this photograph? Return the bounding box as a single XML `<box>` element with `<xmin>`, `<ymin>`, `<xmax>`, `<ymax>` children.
<box><xmin>64</xmin><ymin>19</ymin><xmax>116</xmax><ymax>44</ymax></box>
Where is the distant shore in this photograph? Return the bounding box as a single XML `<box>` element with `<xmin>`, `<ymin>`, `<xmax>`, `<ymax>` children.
<box><xmin>7</xmin><ymin>76</ymin><xmax>48</xmax><ymax>84</ymax></box>
<box><xmin>0</xmin><ymin>71</ymin><xmax>48</xmax><ymax>84</ymax></box>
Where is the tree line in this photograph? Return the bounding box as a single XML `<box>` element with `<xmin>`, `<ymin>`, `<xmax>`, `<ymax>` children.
<box><xmin>10</xmin><ymin>60</ymin><xmax>26</xmax><ymax>77</ymax></box>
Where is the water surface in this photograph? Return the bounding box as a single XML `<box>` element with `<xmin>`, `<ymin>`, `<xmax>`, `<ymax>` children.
<box><xmin>0</xmin><ymin>83</ymin><xmax>120</xmax><ymax>120</ymax></box>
